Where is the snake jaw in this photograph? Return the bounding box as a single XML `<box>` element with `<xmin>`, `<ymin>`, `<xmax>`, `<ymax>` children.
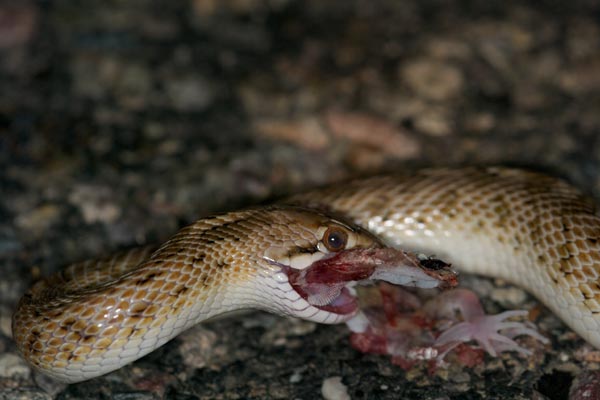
<box><xmin>271</xmin><ymin>248</ymin><xmax>458</xmax><ymax>319</ymax></box>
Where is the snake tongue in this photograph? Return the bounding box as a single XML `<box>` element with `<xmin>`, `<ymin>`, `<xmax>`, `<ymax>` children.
<box><xmin>286</xmin><ymin>248</ymin><xmax>457</xmax><ymax>315</ymax></box>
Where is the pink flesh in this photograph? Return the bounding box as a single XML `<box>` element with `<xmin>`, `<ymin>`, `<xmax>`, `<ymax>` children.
<box><xmin>284</xmin><ymin>248</ymin><xmax>456</xmax><ymax>315</ymax></box>
<box><xmin>348</xmin><ymin>283</ymin><xmax>548</xmax><ymax>369</ymax></box>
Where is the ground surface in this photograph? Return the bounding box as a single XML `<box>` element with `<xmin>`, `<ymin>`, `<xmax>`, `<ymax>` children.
<box><xmin>1</xmin><ymin>1</ymin><xmax>600</xmax><ymax>399</ymax></box>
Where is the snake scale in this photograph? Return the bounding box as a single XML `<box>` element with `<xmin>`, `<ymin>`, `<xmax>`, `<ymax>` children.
<box><xmin>12</xmin><ymin>167</ymin><xmax>600</xmax><ymax>383</ymax></box>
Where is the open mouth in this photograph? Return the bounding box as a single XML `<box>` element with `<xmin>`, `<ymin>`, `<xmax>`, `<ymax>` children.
<box><xmin>281</xmin><ymin>248</ymin><xmax>458</xmax><ymax>316</ymax></box>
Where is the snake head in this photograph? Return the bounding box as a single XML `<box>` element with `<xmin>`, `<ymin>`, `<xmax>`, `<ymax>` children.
<box><xmin>260</xmin><ymin>207</ymin><xmax>457</xmax><ymax>324</ymax></box>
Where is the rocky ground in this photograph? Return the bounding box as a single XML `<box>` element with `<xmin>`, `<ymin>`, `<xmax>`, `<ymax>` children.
<box><xmin>1</xmin><ymin>1</ymin><xmax>600</xmax><ymax>399</ymax></box>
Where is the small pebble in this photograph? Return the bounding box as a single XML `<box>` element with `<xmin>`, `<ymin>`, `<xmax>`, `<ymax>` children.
<box><xmin>68</xmin><ymin>185</ymin><xmax>121</xmax><ymax>225</ymax></box>
<box><xmin>325</xmin><ymin>110</ymin><xmax>421</xmax><ymax>160</ymax></box>
<box><xmin>490</xmin><ymin>287</ymin><xmax>528</xmax><ymax>308</ymax></box>
<box><xmin>254</xmin><ymin>117</ymin><xmax>330</xmax><ymax>151</ymax></box>
<box><xmin>322</xmin><ymin>376</ymin><xmax>351</xmax><ymax>400</ymax></box>
<box><xmin>165</xmin><ymin>75</ymin><xmax>214</xmax><ymax>112</ymax></box>
<box><xmin>14</xmin><ymin>204</ymin><xmax>61</xmax><ymax>236</ymax></box>
<box><xmin>401</xmin><ymin>60</ymin><xmax>464</xmax><ymax>101</ymax></box>
<box><xmin>0</xmin><ymin>353</ymin><xmax>31</xmax><ymax>380</ymax></box>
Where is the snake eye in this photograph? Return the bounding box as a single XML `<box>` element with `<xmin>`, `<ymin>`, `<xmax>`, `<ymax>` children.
<box><xmin>322</xmin><ymin>226</ymin><xmax>348</xmax><ymax>252</ymax></box>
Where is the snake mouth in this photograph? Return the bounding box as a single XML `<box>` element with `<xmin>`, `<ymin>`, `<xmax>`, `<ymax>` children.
<box><xmin>285</xmin><ymin>269</ymin><xmax>360</xmax><ymax>315</ymax></box>
<box><xmin>282</xmin><ymin>248</ymin><xmax>458</xmax><ymax>316</ymax></box>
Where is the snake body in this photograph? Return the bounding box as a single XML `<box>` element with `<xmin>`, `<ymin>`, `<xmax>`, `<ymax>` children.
<box><xmin>12</xmin><ymin>167</ymin><xmax>600</xmax><ymax>382</ymax></box>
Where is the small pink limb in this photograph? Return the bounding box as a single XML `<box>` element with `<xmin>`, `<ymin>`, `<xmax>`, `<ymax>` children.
<box><xmin>428</xmin><ymin>290</ymin><xmax>549</xmax><ymax>358</ymax></box>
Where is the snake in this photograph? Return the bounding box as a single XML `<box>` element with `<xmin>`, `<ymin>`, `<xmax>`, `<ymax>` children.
<box><xmin>12</xmin><ymin>167</ymin><xmax>600</xmax><ymax>383</ymax></box>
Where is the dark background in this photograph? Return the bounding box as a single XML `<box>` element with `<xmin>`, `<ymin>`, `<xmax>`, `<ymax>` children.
<box><xmin>1</xmin><ymin>1</ymin><xmax>600</xmax><ymax>399</ymax></box>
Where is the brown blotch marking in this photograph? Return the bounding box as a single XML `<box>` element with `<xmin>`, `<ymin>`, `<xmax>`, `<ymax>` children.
<box><xmin>82</xmin><ymin>335</ymin><xmax>96</xmax><ymax>345</ymax></box>
<box><xmin>578</xmin><ymin>252</ymin><xmax>593</xmax><ymax>264</ymax></box>
<box><xmin>55</xmin><ymin>327</ymin><xmax>68</xmax><ymax>337</ymax></box>
<box><xmin>173</xmin><ymin>297</ymin><xmax>187</xmax><ymax>310</ymax></box>
<box><xmin>150</xmin><ymin>280</ymin><xmax>165</xmax><ymax>290</ymax></box>
<box><xmin>108</xmin><ymin>314</ymin><xmax>124</xmax><ymax>324</ymax></box>
<box><xmin>89</xmin><ymin>296</ymin><xmax>106</xmax><ymax>306</ymax></box>
<box><xmin>145</xmin><ymin>291</ymin><xmax>158</xmax><ymax>302</ymax></box>
<box><xmin>130</xmin><ymin>302</ymin><xmax>149</xmax><ymax>315</ymax></box>
<box><xmin>135</xmin><ymin>272</ymin><xmax>161</xmax><ymax>286</ymax></box>
<box><xmin>60</xmin><ymin>343</ymin><xmax>75</xmax><ymax>352</ymax></box>
<box><xmin>154</xmin><ymin>292</ymin><xmax>168</xmax><ymax>303</ymax></box>
<box><xmin>558</xmin><ymin>245</ymin><xmax>570</xmax><ymax>259</ymax></box>
<box><xmin>71</xmin><ymin>304</ymin><xmax>85</xmax><ymax>315</ymax></box>
<box><xmin>94</xmin><ymin>337</ymin><xmax>112</xmax><ymax>349</ymax></box>
<box><xmin>163</xmin><ymin>295</ymin><xmax>176</xmax><ymax>306</ymax></box>
<box><xmin>581</xmin><ymin>265</ymin><xmax>596</xmax><ymax>278</ymax></box>
<box><xmin>44</xmin><ymin>321</ymin><xmax>58</xmax><ymax>331</ymax></box>
<box><xmin>89</xmin><ymin>349</ymin><xmax>105</xmax><ymax>358</ymax></box>
<box><xmin>117</xmin><ymin>301</ymin><xmax>130</xmax><ymax>311</ymax></box>
<box><xmin>65</xmin><ymin>332</ymin><xmax>81</xmax><ymax>343</ymax></box>
<box><xmin>155</xmin><ymin>307</ymin><xmax>170</xmax><ymax>318</ymax></box>
<box><xmin>103</xmin><ymin>297</ymin><xmax>117</xmax><ymax>307</ymax></box>
<box><xmin>73</xmin><ymin>345</ymin><xmax>91</xmax><ymax>356</ymax></box>
<box><xmin>168</xmin><ymin>271</ymin><xmax>182</xmax><ymax>282</ymax></box>
<box><xmin>47</xmin><ymin>338</ymin><xmax>62</xmax><ymax>348</ymax></box>
<box><xmin>72</xmin><ymin>320</ymin><xmax>87</xmax><ymax>331</ymax></box>
<box><xmin>101</xmin><ymin>326</ymin><xmax>119</xmax><ymax>337</ymax></box>
<box><xmin>566</xmin><ymin>242</ymin><xmax>580</xmax><ymax>254</ymax></box>
<box><xmin>203</xmin><ymin>275</ymin><xmax>214</xmax><ymax>286</ymax></box>
<box><xmin>174</xmin><ymin>286</ymin><xmax>189</xmax><ymax>296</ymax></box>
<box><xmin>559</xmin><ymin>259</ymin><xmax>573</xmax><ymax>274</ymax></box>
<box><xmin>69</xmin><ymin>355</ymin><xmax>84</xmax><ymax>363</ymax></box>
<box><xmin>47</xmin><ymin>309</ymin><xmax>63</xmax><ymax>318</ymax></box>
<box><xmin>132</xmin><ymin>290</ymin><xmax>148</xmax><ymax>301</ymax></box>
<box><xmin>41</xmin><ymin>355</ymin><xmax>54</xmax><ymax>364</ymax></box>
<box><xmin>584</xmin><ymin>299</ymin><xmax>600</xmax><ymax>313</ymax></box>
<box><xmin>131</xmin><ymin>328</ymin><xmax>147</xmax><ymax>338</ymax></box>
<box><xmin>60</xmin><ymin>317</ymin><xmax>76</xmax><ymax>328</ymax></box>
<box><xmin>84</xmin><ymin>324</ymin><xmax>101</xmax><ymax>335</ymax></box>
<box><xmin>192</xmin><ymin>255</ymin><xmax>205</xmax><ymax>265</ymax></box>
<box><xmin>124</xmin><ymin>316</ymin><xmax>142</xmax><ymax>327</ymax></box>
<box><xmin>44</xmin><ymin>347</ymin><xmax>58</xmax><ymax>356</ymax></box>
<box><xmin>137</xmin><ymin>318</ymin><xmax>152</xmax><ymax>328</ymax></box>
<box><xmin>111</xmin><ymin>338</ymin><xmax>128</xmax><ymax>349</ymax></box>
<box><xmin>79</xmin><ymin>308</ymin><xmax>95</xmax><ymax>319</ymax></box>
<box><xmin>572</xmin><ymin>269</ymin><xmax>584</xmax><ymax>281</ymax></box>
<box><xmin>116</xmin><ymin>327</ymin><xmax>133</xmax><ymax>338</ymax></box>
<box><xmin>580</xmin><ymin>285</ymin><xmax>593</xmax><ymax>299</ymax></box>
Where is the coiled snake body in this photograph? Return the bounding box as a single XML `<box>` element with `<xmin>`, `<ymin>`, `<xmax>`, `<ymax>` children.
<box><xmin>13</xmin><ymin>167</ymin><xmax>600</xmax><ymax>382</ymax></box>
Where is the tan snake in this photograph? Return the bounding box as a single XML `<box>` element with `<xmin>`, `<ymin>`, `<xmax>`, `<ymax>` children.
<box><xmin>12</xmin><ymin>167</ymin><xmax>600</xmax><ymax>383</ymax></box>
